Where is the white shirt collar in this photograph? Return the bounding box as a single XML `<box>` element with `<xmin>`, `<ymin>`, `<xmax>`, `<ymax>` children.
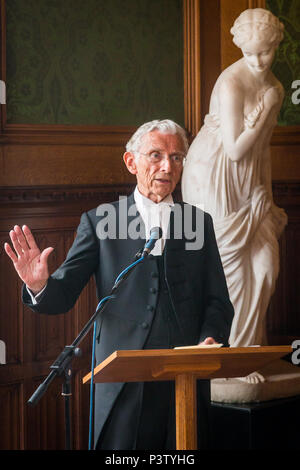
<box><xmin>133</xmin><ymin>186</ymin><xmax>173</xmax><ymax>256</ymax></box>
<box><xmin>134</xmin><ymin>186</ymin><xmax>174</xmax><ymax>209</ymax></box>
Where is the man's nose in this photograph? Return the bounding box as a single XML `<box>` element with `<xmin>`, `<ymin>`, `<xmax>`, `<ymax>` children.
<box><xmin>160</xmin><ymin>156</ymin><xmax>172</xmax><ymax>171</ymax></box>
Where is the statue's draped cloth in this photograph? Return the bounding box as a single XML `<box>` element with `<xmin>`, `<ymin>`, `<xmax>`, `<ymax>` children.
<box><xmin>182</xmin><ymin>109</ymin><xmax>287</xmax><ymax>347</ymax></box>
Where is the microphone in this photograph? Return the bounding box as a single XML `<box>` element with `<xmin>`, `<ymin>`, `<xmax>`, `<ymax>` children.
<box><xmin>141</xmin><ymin>227</ymin><xmax>163</xmax><ymax>257</ymax></box>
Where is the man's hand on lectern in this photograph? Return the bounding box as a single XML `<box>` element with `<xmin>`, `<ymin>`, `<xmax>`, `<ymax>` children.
<box><xmin>4</xmin><ymin>225</ymin><xmax>53</xmax><ymax>294</ymax></box>
<box><xmin>199</xmin><ymin>337</ymin><xmax>218</xmax><ymax>345</ymax></box>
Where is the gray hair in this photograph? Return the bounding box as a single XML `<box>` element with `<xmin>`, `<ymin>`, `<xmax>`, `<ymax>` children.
<box><xmin>126</xmin><ymin>119</ymin><xmax>189</xmax><ymax>159</ymax></box>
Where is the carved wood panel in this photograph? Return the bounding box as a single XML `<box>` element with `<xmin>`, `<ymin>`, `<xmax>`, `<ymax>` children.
<box><xmin>267</xmin><ymin>208</ymin><xmax>300</xmax><ymax>344</ymax></box>
<box><xmin>0</xmin><ymin>383</ymin><xmax>22</xmax><ymax>450</ymax></box>
<box><xmin>0</xmin><ymin>184</ymin><xmax>134</xmax><ymax>450</ymax></box>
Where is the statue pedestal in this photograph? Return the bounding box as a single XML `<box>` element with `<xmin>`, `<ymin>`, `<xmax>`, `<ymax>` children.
<box><xmin>211</xmin><ymin>360</ymin><xmax>300</xmax><ymax>403</ymax></box>
<box><xmin>211</xmin><ymin>359</ymin><xmax>300</xmax><ymax>449</ymax></box>
<box><xmin>210</xmin><ymin>393</ymin><xmax>300</xmax><ymax>450</ymax></box>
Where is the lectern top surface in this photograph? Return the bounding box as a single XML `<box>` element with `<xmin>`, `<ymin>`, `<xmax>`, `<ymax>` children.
<box><xmin>83</xmin><ymin>345</ymin><xmax>292</xmax><ymax>384</ymax></box>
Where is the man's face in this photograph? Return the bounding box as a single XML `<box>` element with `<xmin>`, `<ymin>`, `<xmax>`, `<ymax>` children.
<box><xmin>123</xmin><ymin>131</ymin><xmax>185</xmax><ymax>203</ymax></box>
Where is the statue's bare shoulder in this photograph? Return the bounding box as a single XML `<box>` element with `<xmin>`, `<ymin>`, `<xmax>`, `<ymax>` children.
<box><xmin>209</xmin><ymin>60</ymin><xmax>249</xmax><ymax>115</ymax></box>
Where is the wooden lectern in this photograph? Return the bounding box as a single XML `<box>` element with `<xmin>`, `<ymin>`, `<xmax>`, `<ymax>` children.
<box><xmin>83</xmin><ymin>345</ymin><xmax>291</xmax><ymax>450</ymax></box>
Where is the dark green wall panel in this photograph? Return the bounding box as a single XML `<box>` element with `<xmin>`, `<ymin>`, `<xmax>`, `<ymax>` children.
<box><xmin>6</xmin><ymin>0</ymin><xmax>184</xmax><ymax>126</ymax></box>
<box><xmin>267</xmin><ymin>0</ymin><xmax>300</xmax><ymax>126</ymax></box>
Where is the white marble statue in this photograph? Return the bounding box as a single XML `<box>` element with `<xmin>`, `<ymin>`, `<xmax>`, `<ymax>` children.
<box><xmin>182</xmin><ymin>8</ymin><xmax>288</xmax><ymax>349</ymax></box>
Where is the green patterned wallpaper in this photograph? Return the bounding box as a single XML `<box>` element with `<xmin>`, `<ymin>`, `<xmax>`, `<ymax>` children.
<box><xmin>267</xmin><ymin>0</ymin><xmax>300</xmax><ymax>126</ymax></box>
<box><xmin>6</xmin><ymin>0</ymin><xmax>184</xmax><ymax>126</ymax></box>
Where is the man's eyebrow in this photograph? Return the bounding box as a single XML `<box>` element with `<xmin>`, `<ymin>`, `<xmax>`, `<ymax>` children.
<box><xmin>147</xmin><ymin>147</ymin><xmax>185</xmax><ymax>155</ymax></box>
<box><xmin>146</xmin><ymin>147</ymin><xmax>163</xmax><ymax>153</ymax></box>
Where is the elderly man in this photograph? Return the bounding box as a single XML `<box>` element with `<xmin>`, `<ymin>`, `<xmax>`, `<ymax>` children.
<box><xmin>4</xmin><ymin>119</ymin><xmax>233</xmax><ymax>450</ymax></box>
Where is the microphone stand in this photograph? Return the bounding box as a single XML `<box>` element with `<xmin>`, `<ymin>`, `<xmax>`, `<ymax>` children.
<box><xmin>27</xmin><ymin>252</ymin><xmax>147</xmax><ymax>450</ymax></box>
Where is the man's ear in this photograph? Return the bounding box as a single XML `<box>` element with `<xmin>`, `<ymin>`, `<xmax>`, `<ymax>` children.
<box><xmin>123</xmin><ymin>151</ymin><xmax>137</xmax><ymax>175</ymax></box>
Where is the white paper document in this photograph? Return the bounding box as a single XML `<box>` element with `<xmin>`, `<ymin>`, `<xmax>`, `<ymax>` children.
<box><xmin>174</xmin><ymin>343</ymin><xmax>223</xmax><ymax>350</ymax></box>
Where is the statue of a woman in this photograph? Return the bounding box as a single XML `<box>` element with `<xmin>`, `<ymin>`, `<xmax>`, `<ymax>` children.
<box><xmin>182</xmin><ymin>8</ymin><xmax>287</xmax><ymax>348</ymax></box>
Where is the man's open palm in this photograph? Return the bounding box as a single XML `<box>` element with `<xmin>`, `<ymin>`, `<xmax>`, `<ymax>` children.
<box><xmin>4</xmin><ymin>225</ymin><xmax>53</xmax><ymax>294</ymax></box>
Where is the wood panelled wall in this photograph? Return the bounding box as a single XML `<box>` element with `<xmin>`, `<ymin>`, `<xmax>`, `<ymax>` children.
<box><xmin>0</xmin><ymin>184</ymin><xmax>134</xmax><ymax>450</ymax></box>
<box><xmin>0</xmin><ymin>0</ymin><xmax>300</xmax><ymax>450</ymax></box>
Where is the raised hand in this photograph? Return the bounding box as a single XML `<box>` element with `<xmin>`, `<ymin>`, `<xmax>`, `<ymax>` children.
<box><xmin>4</xmin><ymin>225</ymin><xmax>53</xmax><ymax>294</ymax></box>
